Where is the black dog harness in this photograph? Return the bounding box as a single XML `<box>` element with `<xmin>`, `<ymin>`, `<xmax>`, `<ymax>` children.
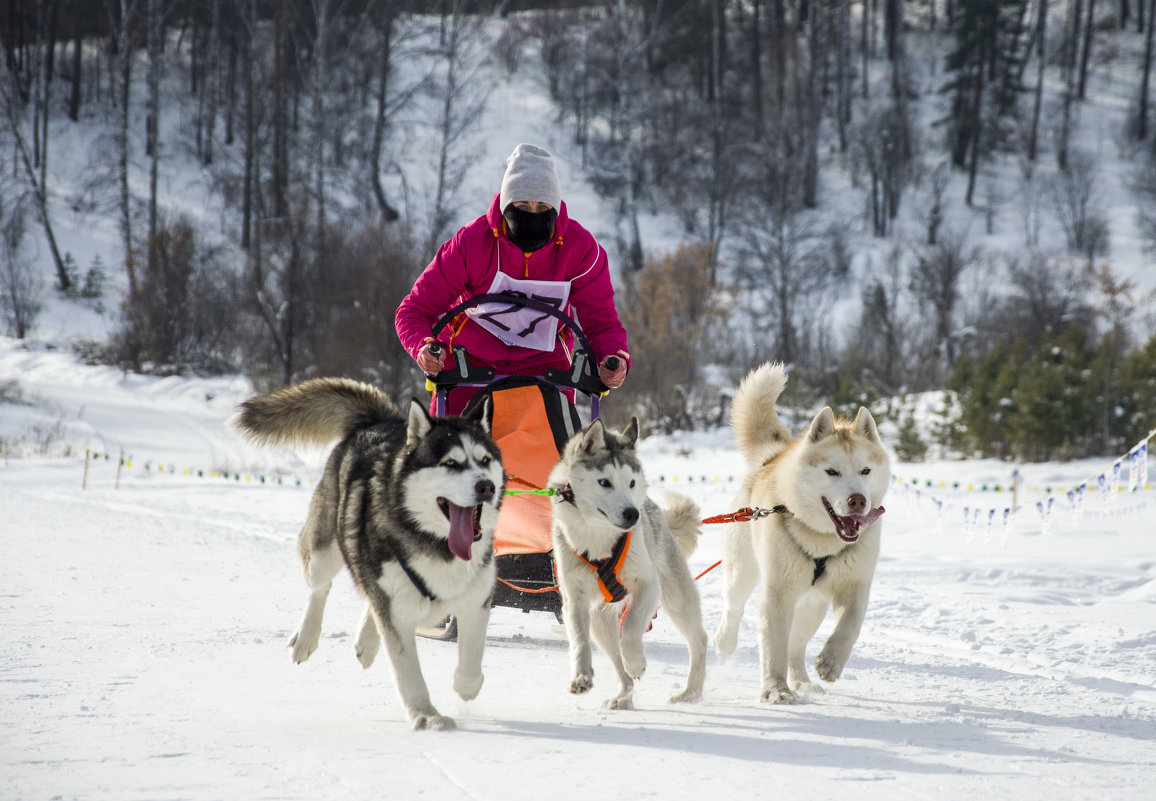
<box><xmin>396</xmin><ymin>552</ymin><xmax>437</xmax><ymax>600</ymax></box>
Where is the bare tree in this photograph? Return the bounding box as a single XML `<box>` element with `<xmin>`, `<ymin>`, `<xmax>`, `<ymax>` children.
<box><xmin>1002</xmin><ymin>250</ymin><xmax>1095</xmax><ymax>346</ymax></box>
<box><xmin>1078</xmin><ymin>0</ymin><xmax>1097</xmax><ymax>100</ymax></box>
<box><xmin>733</xmin><ymin>180</ymin><xmax>844</xmax><ymax>366</ymax></box>
<box><xmin>145</xmin><ymin>0</ymin><xmax>164</xmax><ymax>274</ymax></box>
<box><xmin>109</xmin><ymin>0</ymin><xmax>142</xmax><ymax>293</ymax></box>
<box><xmin>846</xmin><ymin>246</ymin><xmax>910</xmax><ymax>393</ymax></box>
<box><xmin>853</xmin><ymin>102</ymin><xmax>917</xmax><ymax>237</ymax></box>
<box><xmin>1027</xmin><ymin>0</ymin><xmax>1048</xmax><ymax>164</ymax></box>
<box><xmin>1131</xmin><ymin>152</ymin><xmax>1156</xmax><ymax>254</ymax></box>
<box><xmin>1</xmin><ymin>195</ymin><xmax>43</xmax><ymax>338</ymax></box>
<box><xmin>1139</xmin><ymin>0</ymin><xmax>1156</xmax><ymax>140</ymax></box>
<box><xmin>426</xmin><ymin>2</ymin><xmax>492</xmax><ymax>254</ymax></box>
<box><xmin>909</xmin><ymin>229</ymin><xmax>982</xmax><ymax>369</ymax></box>
<box><xmin>613</xmin><ymin>244</ymin><xmax>728</xmax><ymax>432</ymax></box>
<box><xmin>0</xmin><ymin>44</ymin><xmax>69</xmax><ymax>292</ymax></box>
<box><xmin>583</xmin><ymin>0</ymin><xmax>651</xmax><ymax>272</ymax></box>
<box><xmin>1049</xmin><ymin>149</ymin><xmax>1109</xmax><ymax>262</ymax></box>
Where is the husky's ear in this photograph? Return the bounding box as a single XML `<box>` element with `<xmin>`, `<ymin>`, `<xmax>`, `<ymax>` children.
<box><xmin>464</xmin><ymin>397</ymin><xmax>492</xmax><ymax>435</ymax></box>
<box><xmin>407</xmin><ymin>398</ymin><xmax>433</xmax><ymax>448</ymax></box>
<box><xmin>853</xmin><ymin>407</ymin><xmax>881</xmax><ymax>443</ymax></box>
<box><xmin>807</xmin><ymin>407</ymin><xmax>837</xmax><ymax>442</ymax></box>
<box><xmin>621</xmin><ymin>417</ymin><xmax>640</xmax><ymax>448</ymax></box>
<box><xmin>580</xmin><ymin>418</ymin><xmax>608</xmax><ymax>454</ymax></box>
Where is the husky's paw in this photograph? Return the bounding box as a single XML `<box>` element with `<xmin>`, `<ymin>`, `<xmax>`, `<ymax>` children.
<box><xmin>815</xmin><ymin>649</ymin><xmax>846</xmax><ymax>683</ymax></box>
<box><xmin>760</xmin><ymin>683</ymin><xmax>799</xmax><ymax>704</ymax></box>
<box><xmin>621</xmin><ymin>644</ymin><xmax>647</xmax><ymax>680</ymax></box>
<box><xmin>412</xmin><ymin>714</ymin><xmax>456</xmax><ymax>731</ymax></box>
<box><xmin>355</xmin><ymin>636</ymin><xmax>380</xmax><ymax>670</ymax></box>
<box><xmin>453</xmin><ymin>670</ymin><xmax>484</xmax><ymax>701</ymax></box>
<box><xmin>287</xmin><ymin>630</ymin><xmax>319</xmax><ymax>663</ymax></box>
<box><xmin>712</xmin><ymin>625</ymin><xmax>739</xmax><ymax>656</ymax></box>
<box><xmin>793</xmin><ymin>681</ymin><xmax>827</xmax><ymax>696</ymax></box>
<box><xmin>669</xmin><ymin>686</ymin><xmax>702</xmax><ymax>704</ymax></box>
<box><xmin>604</xmin><ymin>695</ymin><xmax>634</xmax><ymax>711</ymax></box>
<box><xmin>570</xmin><ymin>674</ymin><xmax>594</xmax><ymax>695</ymax></box>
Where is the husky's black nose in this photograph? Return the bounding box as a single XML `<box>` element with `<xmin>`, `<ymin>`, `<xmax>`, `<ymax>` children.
<box><xmin>848</xmin><ymin>493</ymin><xmax>867</xmax><ymax>514</ymax></box>
<box><xmin>475</xmin><ymin>479</ymin><xmax>496</xmax><ymax>502</ymax></box>
<box><xmin>621</xmin><ymin>506</ymin><xmax>640</xmax><ymax>528</ymax></box>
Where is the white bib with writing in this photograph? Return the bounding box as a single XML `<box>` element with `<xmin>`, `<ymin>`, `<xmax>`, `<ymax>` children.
<box><xmin>465</xmin><ymin>272</ymin><xmax>572</xmax><ymax>352</ymax></box>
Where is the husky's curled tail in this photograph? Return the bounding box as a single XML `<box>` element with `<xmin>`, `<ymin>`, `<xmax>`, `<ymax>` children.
<box><xmin>231</xmin><ymin>376</ymin><xmax>400</xmax><ymax>448</ymax></box>
<box><xmin>661</xmin><ymin>493</ymin><xmax>703</xmax><ymax>560</ymax></box>
<box><xmin>730</xmin><ymin>361</ymin><xmax>791</xmax><ymax>468</ymax></box>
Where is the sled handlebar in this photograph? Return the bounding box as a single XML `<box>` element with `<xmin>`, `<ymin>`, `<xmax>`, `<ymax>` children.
<box><xmin>426</xmin><ymin>292</ymin><xmax>611</xmax><ymax>395</ymax></box>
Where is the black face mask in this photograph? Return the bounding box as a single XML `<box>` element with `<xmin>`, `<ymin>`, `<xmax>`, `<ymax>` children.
<box><xmin>504</xmin><ymin>206</ymin><xmax>558</xmax><ymax>253</ymax></box>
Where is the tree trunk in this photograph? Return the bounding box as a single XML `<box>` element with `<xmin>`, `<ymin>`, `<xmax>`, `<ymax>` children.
<box><xmin>802</xmin><ymin>14</ymin><xmax>820</xmax><ymax>208</ymax></box>
<box><xmin>1141</xmin><ymin>0</ymin><xmax>1156</xmax><ymax>139</ymax></box>
<box><xmin>146</xmin><ymin>0</ymin><xmax>162</xmax><ymax>274</ymax></box>
<box><xmin>241</xmin><ymin>0</ymin><xmax>254</xmax><ymax>250</ymax></box>
<box><xmin>1078</xmin><ymin>0</ymin><xmax>1096</xmax><ymax>100</ymax></box>
<box><xmin>861</xmin><ymin>0</ymin><xmax>869</xmax><ymax>98</ymax></box>
<box><xmin>116</xmin><ymin>0</ymin><xmax>136</xmax><ymax>294</ymax></box>
<box><xmin>68</xmin><ymin>24</ymin><xmax>80</xmax><ymax>121</ymax></box>
<box><xmin>751</xmin><ymin>0</ymin><xmax>763</xmax><ymax>138</ymax></box>
<box><xmin>1028</xmin><ymin>0</ymin><xmax>1047</xmax><ymax>163</ymax></box>
<box><xmin>273</xmin><ymin>0</ymin><xmax>287</xmax><ymax>219</ymax></box>
<box><xmin>200</xmin><ymin>0</ymin><xmax>220</xmax><ymax>165</ymax></box>
<box><xmin>966</xmin><ymin>51</ymin><xmax>985</xmax><ymax>206</ymax></box>
<box><xmin>837</xmin><ymin>0</ymin><xmax>851</xmax><ymax>151</ymax></box>
<box><xmin>1058</xmin><ymin>0</ymin><xmax>1083</xmax><ymax>169</ymax></box>
<box><xmin>370</xmin><ymin>10</ymin><xmax>400</xmax><ymax>221</ymax></box>
<box><xmin>312</xmin><ymin>0</ymin><xmax>329</xmax><ymax>243</ymax></box>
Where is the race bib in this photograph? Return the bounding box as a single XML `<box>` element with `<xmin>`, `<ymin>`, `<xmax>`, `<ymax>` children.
<box><xmin>466</xmin><ymin>273</ymin><xmax>572</xmax><ymax>352</ymax></box>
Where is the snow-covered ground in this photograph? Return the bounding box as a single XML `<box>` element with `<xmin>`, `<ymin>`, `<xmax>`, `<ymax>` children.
<box><xmin>3</xmin><ymin>336</ymin><xmax>1154</xmax><ymax>800</ymax></box>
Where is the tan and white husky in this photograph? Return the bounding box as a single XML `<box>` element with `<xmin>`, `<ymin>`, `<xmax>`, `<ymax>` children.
<box><xmin>712</xmin><ymin>363</ymin><xmax>890</xmax><ymax>704</ymax></box>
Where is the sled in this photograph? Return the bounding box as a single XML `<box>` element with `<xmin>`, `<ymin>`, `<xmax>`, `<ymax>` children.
<box><xmin>417</xmin><ymin>293</ymin><xmax>615</xmax><ymax>639</ymax></box>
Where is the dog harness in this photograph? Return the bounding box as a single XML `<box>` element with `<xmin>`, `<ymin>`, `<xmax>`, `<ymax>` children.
<box><xmin>779</xmin><ymin>513</ymin><xmax>848</xmax><ymax>586</ymax></box>
<box><xmin>395</xmin><ymin>552</ymin><xmax>437</xmax><ymax>601</ymax></box>
<box><xmin>571</xmin><ymin>530</ymin><xmax>632</xmax><ymax>603</ymax></box>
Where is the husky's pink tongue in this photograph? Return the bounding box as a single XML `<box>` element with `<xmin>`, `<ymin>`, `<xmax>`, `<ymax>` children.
<box><xmin>860</xmin><ymin>506</ymin><xmax>886</xmax><ymax>526</ymax></box>
<box><xmin>446</xmin><ymin>501</ymin><xmax>476</xmax><ymax>560</ymax></box>
<box><xmin>824</xmin><ymin>498</ymin><xmax>887</xmax><ymax>543</ymax></box>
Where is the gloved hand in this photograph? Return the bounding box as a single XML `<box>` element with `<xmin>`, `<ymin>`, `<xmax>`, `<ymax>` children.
<box><xmin>598</xmin><ymin>353</ymin><xmax>628</xmax><ymax>389</ymax></box>
<box><xmin>417</xmin><ymin>341</ymin><xmax>446</xmax><ymax>374</ymax></box>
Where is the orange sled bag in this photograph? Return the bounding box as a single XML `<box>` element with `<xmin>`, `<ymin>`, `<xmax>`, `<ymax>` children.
<box><xmin>464</xmin><ymin>376</ymin><xmax>583</xmax><ymax>616</ymax></box>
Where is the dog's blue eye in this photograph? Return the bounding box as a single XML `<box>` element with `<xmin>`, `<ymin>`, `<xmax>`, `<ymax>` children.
<box><xmin>598</xmin><ymin>479</ymin><xmax>612</xmax><ymax>488</ymax></box>
<box><xmin>826</xmin><ymin>468</ymin><xmax>840</xmax><ymax>477</ymax></box>
<box><xmin>480</xmin><ymin>456</ymin><xmax>491</xmax><ymax>466</ymax></box>
<box><xmin>444</xmin><ymin>459</ymin><xmax>459</xmax><ymax>468</ymax></box>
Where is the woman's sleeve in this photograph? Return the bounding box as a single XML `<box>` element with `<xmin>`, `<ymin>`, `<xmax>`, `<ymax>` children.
<box><xmin>395</xmin><ymin>230</ymin><xmax>473</xmax><ymax>360</ymax></box>
<box><xmin>569</xmin><ymin>239</ymin><xmax>630</xmax><ymax>370</ymax></box>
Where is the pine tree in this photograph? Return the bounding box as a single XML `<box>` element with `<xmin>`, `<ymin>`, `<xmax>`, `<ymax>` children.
<box><xmin>940</xmin><ymin>0</ymin><xmax>1030</xmax><ymax>204</ymax></box>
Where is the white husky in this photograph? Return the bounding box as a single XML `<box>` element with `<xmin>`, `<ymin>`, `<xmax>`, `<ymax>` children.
<box><xmin>713</xmin><ymin>363</ymin><xmax>890</xmax><ymax>704</ymax></box>
<box><xmin>550</xmin><ymin>418</ymin><xmax>708</xmax><ymax>709</ymax></box>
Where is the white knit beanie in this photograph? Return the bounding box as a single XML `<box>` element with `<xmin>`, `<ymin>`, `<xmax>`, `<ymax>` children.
<box><xmin>499</xmin><ymin>144</ymin><xmax>562</xmax><ymax>212</ymax></box>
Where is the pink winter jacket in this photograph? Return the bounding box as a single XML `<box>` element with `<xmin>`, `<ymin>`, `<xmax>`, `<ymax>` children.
<box><xmin>395</xmin><ymin>194</ymin><xmax>630</xmax><ymax>377</ymax></box>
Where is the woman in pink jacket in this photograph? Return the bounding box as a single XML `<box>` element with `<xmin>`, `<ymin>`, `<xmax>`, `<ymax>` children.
<box><xmin>396</xmin><ymin>143</ymin><xmax>630</xmax><ymax>413</ymax></box>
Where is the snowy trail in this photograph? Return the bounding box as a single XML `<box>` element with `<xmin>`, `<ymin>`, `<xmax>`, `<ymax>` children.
<box><xmin>4</xmin><ymin>455</ymin><xmax>1154</xmax><ymax>800</ymax></box>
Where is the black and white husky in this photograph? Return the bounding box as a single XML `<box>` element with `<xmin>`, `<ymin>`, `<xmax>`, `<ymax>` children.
<box><xmin>231</xmin><ymin>377</ymin><xmax>504</xmax><ymax>730</ymax></box>
<box><xmin>549</xmin><ymin>418</ymin><xmax>707</xmax><ymax>709</ymax></box>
